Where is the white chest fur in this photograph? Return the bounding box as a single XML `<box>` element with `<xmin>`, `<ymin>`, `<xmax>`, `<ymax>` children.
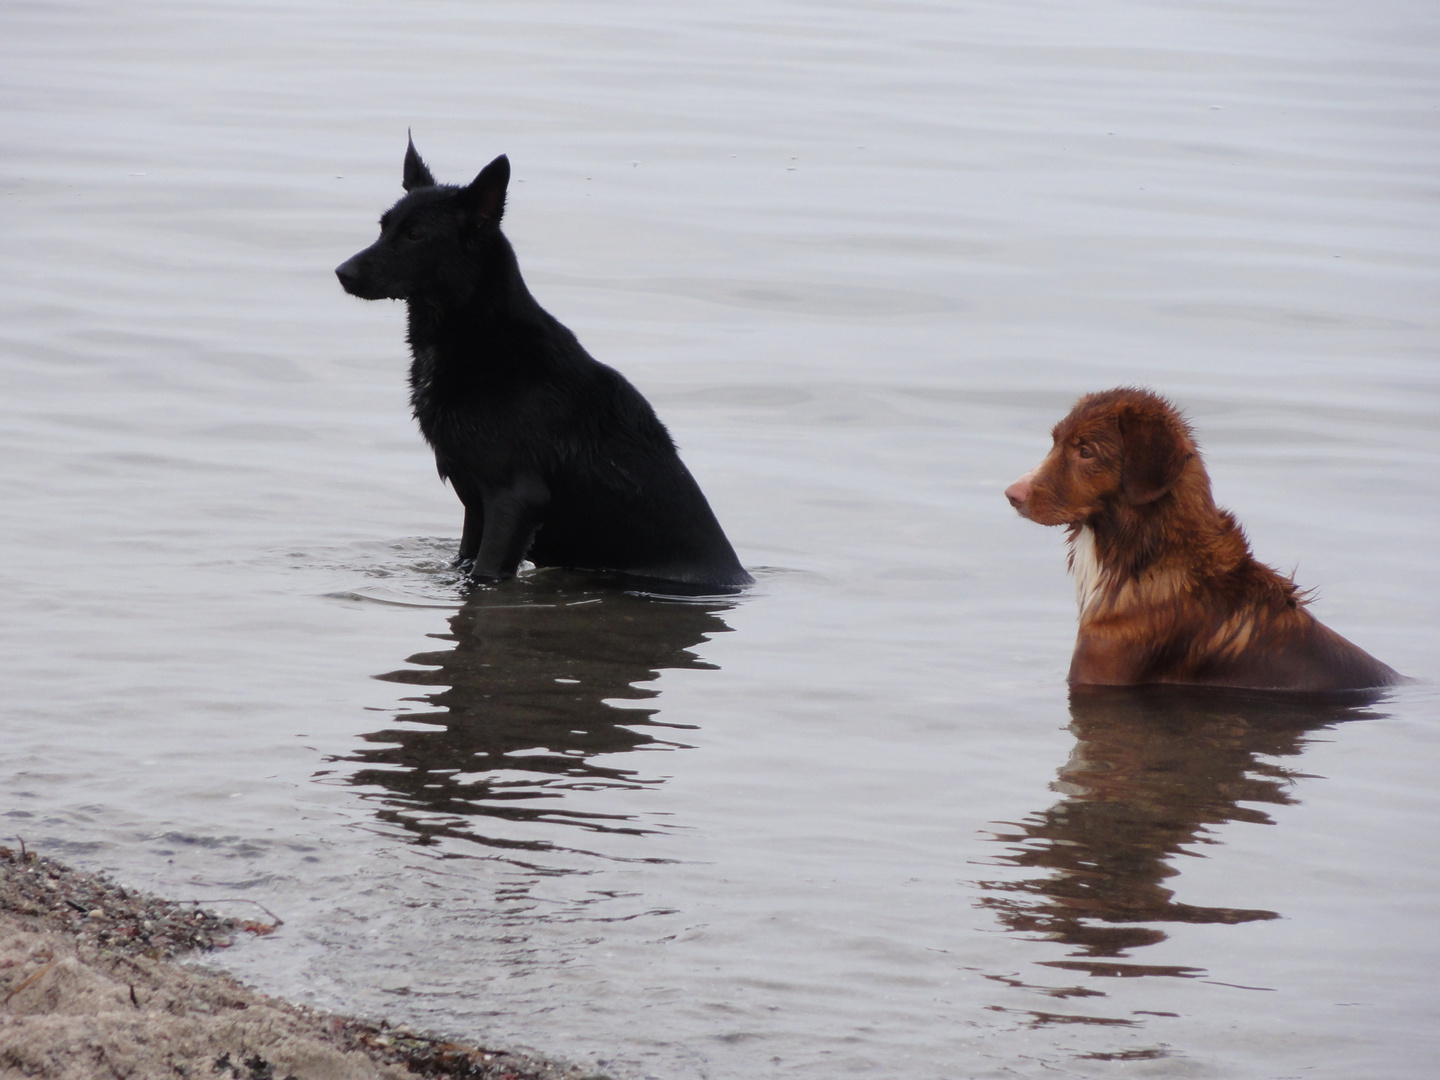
<box><xmin>1068</xmin><ymin>525</ymin><xmax>1106</xmax><ymax>619</ymax></box>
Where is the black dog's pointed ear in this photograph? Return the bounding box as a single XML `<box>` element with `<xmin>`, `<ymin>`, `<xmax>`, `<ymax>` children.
<box><xmin>456</xmin><ymin>154</ymin><xmax>510</xmax><ymax>227</ymax></box>
<box><xmin>403</xmin><ymin>132</ymin><xmax>436</xmax><ymax>191</ymax></box>
<box><xmin>1117</xmin><ymin>404</ymin><xmax>1192</xmax><ymax>505</ymax></box>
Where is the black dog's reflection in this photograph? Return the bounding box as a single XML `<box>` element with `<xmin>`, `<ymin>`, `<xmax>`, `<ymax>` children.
<box><xmin>343</xmin><ymin>572</ymin><xmax>733</xmax><ymax>854</ymax></box>
<box><xmin>980</xmin><ymin>685</ymin><xmax>1388</xmax><ymax>979</ymax></box>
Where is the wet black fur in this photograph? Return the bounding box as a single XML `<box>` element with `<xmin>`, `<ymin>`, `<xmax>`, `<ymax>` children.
<box><xmin>336</xmin><ymin>138</ymin><xmax>751</xmax><ymax>591</ymax></box>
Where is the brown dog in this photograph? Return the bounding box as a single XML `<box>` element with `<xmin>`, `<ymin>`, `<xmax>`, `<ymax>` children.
<box><xmin>1005</xmin><ymin>387</ymin><xmax>1400</xmax><ymax>690</ymax></box>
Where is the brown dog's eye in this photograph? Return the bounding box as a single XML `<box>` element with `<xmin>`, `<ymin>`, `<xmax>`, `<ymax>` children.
<box><xmin>1076</xmin><ymin>444</ymin><xmax>1094</xmax><ymax>459</ymax></box>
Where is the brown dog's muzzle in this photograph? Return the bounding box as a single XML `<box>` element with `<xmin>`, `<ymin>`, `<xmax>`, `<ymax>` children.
<box><xmin>1005</xmin><ymin>469</ymin><xmax>1040</xmax><ymax>519</ymax></box>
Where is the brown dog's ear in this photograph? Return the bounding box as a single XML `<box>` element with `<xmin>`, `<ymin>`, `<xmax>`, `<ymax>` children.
<box><xmin>1117</xmin><ymin>404</ymin><xmax>1191</xmax><ymax>504</ymax></box>
<box><xmin>457</xmin><ymin>154</ymin><xmax>509</xmax><ymax>228</ymax></box>
<box><xmin>402</xmin><ymin>132</ymin><xmax>436</xmax><ymax>191</ymax></box>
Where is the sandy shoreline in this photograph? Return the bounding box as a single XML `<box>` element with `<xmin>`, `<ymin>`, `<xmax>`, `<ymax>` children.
<box><xmin>0</xmin><ymin>845</ymin><xmax>603</xmax><ymax>1080</ymax></box>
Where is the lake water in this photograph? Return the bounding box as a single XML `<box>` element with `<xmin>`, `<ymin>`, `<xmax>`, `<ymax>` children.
<box><xmin>3</xmin><ymin>1</ymin><xmax>1438</xmax><ymax>1077</ymax></box>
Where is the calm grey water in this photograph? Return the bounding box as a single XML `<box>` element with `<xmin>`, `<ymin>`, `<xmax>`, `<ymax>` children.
<box><xmin>3</xmin><ymin>1</ymin><xmax>1439</xmax><ymax>1077</ymax></box>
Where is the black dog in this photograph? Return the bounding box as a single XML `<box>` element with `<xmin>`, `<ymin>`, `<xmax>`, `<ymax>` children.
<box><xmin>336</xmin><ymin>139</ymin><xmax>751</xmax><ymax>591</ymax></box>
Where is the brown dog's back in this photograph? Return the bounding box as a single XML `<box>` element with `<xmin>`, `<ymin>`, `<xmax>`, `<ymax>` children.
<box><xmin>1006</xmin><ymin>388</ymin><xmax>1400</xmax><ymax>691</ymax></box>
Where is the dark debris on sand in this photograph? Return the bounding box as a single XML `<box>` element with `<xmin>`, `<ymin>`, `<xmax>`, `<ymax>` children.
<box><xmin>1</xmin><ymin>845</ymin><xmax>609</xmax><ymax>1080</ymax></box>
<box><xmin>0</xmin><ymin>843</ymin><xmax>251</xmax><ymax>959</ymax></box>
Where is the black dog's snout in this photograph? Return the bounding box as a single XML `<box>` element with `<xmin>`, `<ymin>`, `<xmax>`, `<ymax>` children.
<box><xmin>335</xmin><ymin>256</ymin><xmax>363</xmax><ymax>294</ymax></box>
<box><xmin>335</xmin><ymin>252</ymin><xmax>396</xmax><ymax>300</ymax></box>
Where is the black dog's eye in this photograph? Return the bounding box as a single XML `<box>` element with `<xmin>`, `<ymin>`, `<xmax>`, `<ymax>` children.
<box><xmin>402</xmin><ymin>222</ymin><xmax>428</xmax><ymax>242</ymax></box>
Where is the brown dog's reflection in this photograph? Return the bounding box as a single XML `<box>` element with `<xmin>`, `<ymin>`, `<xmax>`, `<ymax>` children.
<box><xmin>341</xmin><ymin>572</ymin><xmax>734</xmax><ymax>855</ymax></box>
<box><xmin>980</xmin><ymin>685</ymin><xmax>1388</xmax><ymax>979</ymax></box>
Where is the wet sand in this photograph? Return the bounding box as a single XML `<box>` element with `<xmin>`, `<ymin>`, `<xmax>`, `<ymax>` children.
<box><xmin>0</xmin><ymin>846</ymin><xmax>597</xmax><ymax>1080</ymax></box>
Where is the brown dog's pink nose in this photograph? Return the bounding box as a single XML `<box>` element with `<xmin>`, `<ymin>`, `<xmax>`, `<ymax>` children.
<box><xmin>1005</xmin><ymin>474</ymin><xmax>1032</xmax><ymax>509</ymax></box>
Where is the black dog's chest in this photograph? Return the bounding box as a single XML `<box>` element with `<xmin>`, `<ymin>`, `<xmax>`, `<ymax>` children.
<box><xmin>408</xmin><ymin>340</ymin><xmax>571</xmax><ymax>482</ymax></box>
<box><xmin>411</xmin><ymin>368</ymin><xmax>504</xmax><ymax>461</ymax></box>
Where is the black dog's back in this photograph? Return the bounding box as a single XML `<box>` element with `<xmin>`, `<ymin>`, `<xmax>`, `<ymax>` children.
<box><xmin>336</xmin><ymin>140</ymin><xmax>750</xmax><ymax>592</ymax></box>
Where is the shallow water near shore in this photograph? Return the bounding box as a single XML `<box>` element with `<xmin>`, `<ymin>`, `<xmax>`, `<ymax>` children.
<box><xmin>3</xmin><ymin>1</ymin><xmax>1439</xmax><ymax>1077</ymax></box>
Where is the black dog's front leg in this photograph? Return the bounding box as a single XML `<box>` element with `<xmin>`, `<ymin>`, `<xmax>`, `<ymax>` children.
<box><xmin>446</xmin><ymin>474</ymin><xmax>485</xmax><ymax>571</ymax></box>
<box><xmin>469</xmin><ymin>473</ymin><xmax>551</xmax><ymax>584</ymax></box>
<box><xmin>456</xmin><ymin>503</ymin><xmax>484</xmax><ymax>570</ymax></box>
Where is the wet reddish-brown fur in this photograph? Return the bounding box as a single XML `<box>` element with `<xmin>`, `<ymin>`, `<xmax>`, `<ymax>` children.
<box><xmin>1005</xmin><ymin>387</ymin><xmax>1400</xmax><ymax>690</ymax></box>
